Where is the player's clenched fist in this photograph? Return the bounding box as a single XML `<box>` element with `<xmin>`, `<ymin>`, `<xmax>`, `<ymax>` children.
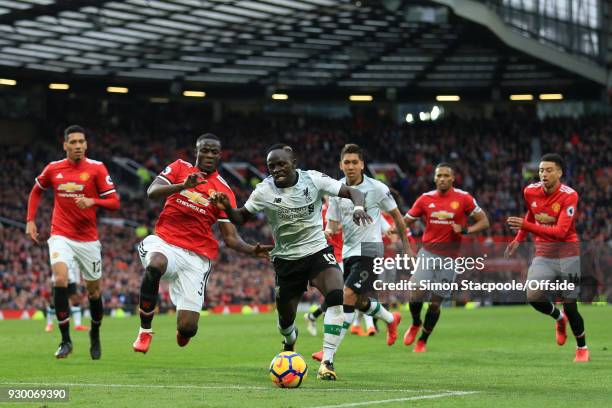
<box><xmin>210</xmin><ymin>191</ymin><xmax>231</xmax><ymax>211</ymax></box>
<box><xmin>182</xmin><ymin>172</ymin><xmax>207</xmax><ymax>189</ymax></box>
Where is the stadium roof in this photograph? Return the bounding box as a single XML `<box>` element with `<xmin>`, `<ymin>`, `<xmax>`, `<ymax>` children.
<box><xmin>0</xmin><ymin>0</ymin><xmax>605</xmax><ymax>99</ymax></box>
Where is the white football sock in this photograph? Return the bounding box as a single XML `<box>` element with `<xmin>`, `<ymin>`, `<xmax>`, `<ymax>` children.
<box><xmin>279</xmin><ymin>323</ymin><xmax>297</xmax><ymax>345</ymax></box>
<box><xmin>71</xmin><ymin>306</ymin><xmax>82</xmax><ymax>326</ymax></box>
<box><xmin>366</xmin><ymin>299</ymin><xmax>394</xmax><ymax>324</ymax></box>
<box><xmin>46</xmin><ymin>306</ymin><xmax>55</xmax><ymax>325</ymax></box>
<box><xmin>322</xmin><ymin>305</ymin><xmax>345</xmax><ymax>363</ymax></box>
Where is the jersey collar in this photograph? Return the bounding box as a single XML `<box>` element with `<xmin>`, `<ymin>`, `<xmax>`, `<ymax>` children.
<box><xmin>542</xmin><ymin>182</ymin><xmax>561</xmax><ymax>195</ymax></box>
<box><xmin>205</xmin><ymin>170</ymin><xmax>219</xmax><ymax>180</ymax></box>
<box><xmin>67</xmin><ymin>157</ymin><xmax>86</xmax><ymax>168</ymax></box>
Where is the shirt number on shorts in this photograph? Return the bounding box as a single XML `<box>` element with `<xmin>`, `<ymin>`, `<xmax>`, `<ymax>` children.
<box><xmin>91</xmin><ymin>261</ymin><xmax>101</xmax><ymax>275</ymax></box>
<box><xmin>197</xmin><ymin>276</ymin><xmax>205</xmax><ymax>297</ymax></box>
<box><xmin>323</xmin><ymin>253</ymin><xmax>337</xmax><ymax>265</ymax></box>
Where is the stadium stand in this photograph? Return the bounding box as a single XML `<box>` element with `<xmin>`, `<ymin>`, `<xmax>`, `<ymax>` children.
<box><xmin>1</xmin><ymin>112</ymin><xmax>610</xmax><ymax>310</ymax></box>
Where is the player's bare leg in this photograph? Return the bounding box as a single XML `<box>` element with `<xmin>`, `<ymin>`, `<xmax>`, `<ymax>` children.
<box><xmin>134</xmin><ymin>253</ymin><xmax>167</xmax><ymax>353</ymax></box>
<box><xmin>176</xmin><ymin>310</ymin><xmax>200</xmax><ymax>347</ymax></box>
<box><xmin>276</xmin><ymin>295</ymin><xmax>300</xmax><ymax>352</ymax></box>
<box><xmin>310</xmin><ymin>267</ymin><xmax>344</xmax><ymax>380</ymax></box>
<box><xmin>527</xmin><ymin>289</ymin><xmax>567</xmax><ymax>345</ymax></box>
<box><xmin>52</xmin><ymin>262</ymin><xmax>72</xmax><ymax>359</ymax></box>
<box><xmin>85</xmin><ymin>279</ymin><xmax>103</xmax><ymax>360</ymax></box>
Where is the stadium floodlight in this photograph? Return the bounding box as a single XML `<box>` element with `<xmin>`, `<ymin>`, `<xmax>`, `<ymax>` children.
<box><xmin>107</xmin><ymin>86</ymin><xmax>128</xmax><ymax>94</ymax></box>
<box><xmin>349</xmin><ymin>95</ymin><xmax>373</xmax><ymax>102</ymax></box>
<box><xmin>510</xmin><ymin>94</ymin><xmax>534</xmax><ymax>101</ymax></box>
<box><xmin>405</xmin><ymin>113</ymin><xmax>414</xmax><ymax>123</ymax></box>
<box><xmin>435</xmin><ymin>95</ymin><xmax>460</xmax><ymax>102</ymax></box>
<box><xmin>430</xmin><ymin>105</ymin><xmax>441</xmax><ymax>120</ymax></box>
<box><xmin>183</xmin><ymin>90</ymin><xmax>206</xmax><ymax>98</ymax></box>
<box><xmin>49</xmin><ymin>83</ymin><xmax>70</xmax><ymax>90</ymax></box>
<box><xmin>271</xmin><ymin>93</ymin><xmax>288</xmax><ymax>100</ymax></box>
<box><xmin>539</xmin><ymin>93</ymin><xmax>563</xmax><ymax>100</ymax></box>
<box><xmin>0</xmin><ymin>78</ymin><xmax>17</xmax><ymax>86</ymax></box>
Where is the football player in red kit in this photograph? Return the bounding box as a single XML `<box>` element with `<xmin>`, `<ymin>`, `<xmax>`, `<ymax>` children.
<box><xmin>26</xmin><ymin>125</ymin><xmax>120</xmax><ymax>359</ymax></box>
<box><xmin>506</xmin><ymin>153</ymin><xmax>588</xmax><ymax>362</ymax></box>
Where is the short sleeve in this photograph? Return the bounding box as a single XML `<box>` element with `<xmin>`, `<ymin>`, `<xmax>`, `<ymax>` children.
<box><xmin>326</xmin><ymin>197</ymin><xmax>342</xmax><ymax>222</ymax></box>
<box><xmin>36</xmin><ymin>164</ymin><xmax>52</xmax><ymax>190</ymax></box>
<box><xmin>157</xmin><ymin>160</ymin><xmax>183</xmax><ymax>184</ymax></box>
<box><xmin>377</xmin><ymin>183</ymin><xmax>397</xmax><ymax>212</ymax></box>
<box><xmin>406</xmin><ymin>196</ymin><xmax>424</xmax><ymax>219</ymax></box>
<box><xmin>562</xmin><ymin>192</ymin><xmax>579</xmax><ymax>219</ymax></box>
<box><xmin>244</xmin><ymin>185</ymin><xmax>266</xmax><ymax>214</ymax></box>
<box><xmin>96</xmin><ymin>164</ymin><xmax>117</xmax><ymax>197</ymax></box>
<box><xmin>464</xmin><ymin>193</ymin><xmax>481</xmax><ymax>216</ymax></box>
<box><xmin>308</xmin><ymin>170</ymin><xmax>343</xmax><ymax>196</ymax></box>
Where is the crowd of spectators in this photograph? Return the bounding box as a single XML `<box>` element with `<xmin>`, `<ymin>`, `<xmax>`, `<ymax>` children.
<box><xmin>0</xmin><ymin>110</ymin><xmax>610</xmax><ymax>311</ymax></box>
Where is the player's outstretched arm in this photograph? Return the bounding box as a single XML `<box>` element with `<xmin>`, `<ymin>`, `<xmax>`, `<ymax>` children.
<box><xmin>218</xmin><ymin>222</ymin><xmax>273</xmax><ymax>258</ymax></box>
<box><xmin>210</xmin><ymin>192</ymin><xmax>254</xmax><ymax>225</ymax></box>
<box><xmin>147</xmin><ymin>172</ymin><xmax>206</xmax><ymax>200</ymax></box>
<box><xmin>337</xmin><ymin>185</ymin><xmax>372</xmax><ymax>226</ymax></box>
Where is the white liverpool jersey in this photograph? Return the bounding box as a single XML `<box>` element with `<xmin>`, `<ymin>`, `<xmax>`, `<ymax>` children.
<box><xmin>327</xmin><ymin>175</ymin><xmax>397</xmax><ymax>259</ymax></box>
<box><xmin>245</xmin><ymin>169</ymin><xmax>343</xmax><ymax>260</ymax></box>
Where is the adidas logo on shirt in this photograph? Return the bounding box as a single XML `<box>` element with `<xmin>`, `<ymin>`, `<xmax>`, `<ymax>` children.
<box><xmin>56</xmin><ymin>173</ymin><xmax>63</xmax><ymax>179</ymax></box>
<box><xmin>428</xmin><ymin>203</ymin><xmax>435</xmax><ymax>208</ymax></box>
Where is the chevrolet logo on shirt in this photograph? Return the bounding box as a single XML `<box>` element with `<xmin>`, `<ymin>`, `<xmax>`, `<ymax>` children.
<box><xmin>180</xmin><ymin>189</ymin><xmax>210</xmax><ymax>206</ymax></box>
<box><xmin>431</xmin><ymin>210</ymin><xmax>454</xmax><ymax>219</ymax></box>
<box><xmin>534</xmin><ymin>212</ymin><xmax>556</xmax><ymax>224</ymax></box>
<box><xmin>57</xmin><ymin>182</ymin><xmax>84</xmax><ymax>193</ymax></box>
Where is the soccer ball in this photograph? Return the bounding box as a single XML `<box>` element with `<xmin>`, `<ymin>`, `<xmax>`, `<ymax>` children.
<box><xmin>269</xmin><ymin>351</ymin><xmax>308</xmax><ymax>388</ymax></box>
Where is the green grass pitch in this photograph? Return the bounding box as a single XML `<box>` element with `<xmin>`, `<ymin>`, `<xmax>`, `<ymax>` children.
<box><xmin>0</xmin><ymin>305</ymin><xmax>611</xmax><ymax>407</ymax></box>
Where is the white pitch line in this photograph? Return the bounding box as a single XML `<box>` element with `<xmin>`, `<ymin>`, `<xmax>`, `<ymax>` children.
<box><xmin>0</xmin><ymin>382</ymin><xmax>472</xmax><ymax>394</ymax></box>
<box><xmin>310</xmin><ymin>391</ymin><xmax>479</xmax><ymax>408</ymax></box>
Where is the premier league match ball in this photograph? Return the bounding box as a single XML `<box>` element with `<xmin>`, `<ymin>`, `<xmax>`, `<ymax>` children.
<box><xmin>269</xmin><ymin>351</ymin><xmax>308</xmax><ymax>388</ymax></box>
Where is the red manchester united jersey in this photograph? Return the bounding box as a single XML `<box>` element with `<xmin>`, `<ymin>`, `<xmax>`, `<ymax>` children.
<box><xmin>155</xmin><ymin>159</ymin><xmax>236</xmax><ymax>259</ymax></box>
<box><xmin>515</xmin><ymin>182</ymin><xmax>579</xmax><ymax>258</ymax></box>
<box><xmin>406</xmin><ymin>187</ymin><xmax>481</xmax><ymax>256</ymax></box>
<box><xmin>35</xmin><ymin>158</ymin><xmax>117</xmax><ymax>241</ymax></box>
<box><xmin>322</xmin><ymin>202</ymin><xmax>343</xmax><ymax>262</ymax></box>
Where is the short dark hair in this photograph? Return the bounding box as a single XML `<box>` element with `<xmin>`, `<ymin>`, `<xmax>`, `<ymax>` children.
<box><xmin>340</xmin><ymin>144</ymin><xmax>364</xmax><ymax>161</ymax></box>
<box><xmin>266</xmin><ymin>143</ymin><xmax>294</xmax><ymax>156</ymax></box>
<box><xmin>540</xmin><ymin>153</ymin><xmax>564</xmax><ymax>171</ymax></box>
<box><xmin>64</xmin><ymin>125</ymin><xmax>85</xmax><ymax>141</ymax></box>
<box><xmin>435</xmin><ymin>162</ymin><xmax>454</xmax><ymax>173</ymax></box>
<box><xmin>197</xmin><ymin>133</ymin><xmax>220</xmax><ymax>145</ymax></box>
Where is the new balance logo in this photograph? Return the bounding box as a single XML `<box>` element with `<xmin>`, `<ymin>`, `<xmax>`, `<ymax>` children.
<box><xmin>56</xmin><ymin>173</ymin><xmax>63</xmax><ymax>179</ymax></box>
